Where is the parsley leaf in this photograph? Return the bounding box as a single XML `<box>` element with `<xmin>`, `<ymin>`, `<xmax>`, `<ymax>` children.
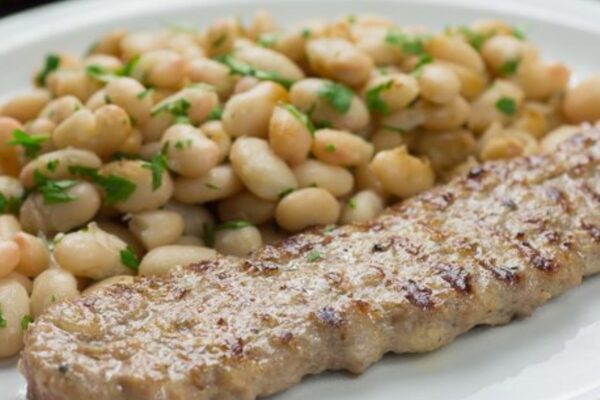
<box><xmin>85</xmin><ymin>64</ymin><xmax>114</xmax><ymax>83</ymax></box>
<box><xmin>257</xmin><ymin>33</ymin><xmax>279</xmax><ymax>48</ymax></box>
<box><xmin>33</xmin><ymin>170</ymin><xmax>77</xmax><ymax>204</ymax></box>
<box><xmin>347</xmin><ymin>198</ymin><xmax>357</xmax><ymax>209</ymax></box>
<box><xmin>217</xmin><ymin>220</ymin><xmax>254</xmax><ymax>230</ymax></box>
<box><xmin>0</xmin><ymin>193</ymin><xmax>22</xmax><ymax>215</ymax></box>
<box><xmin>325</xmin><ymin>143</ymin><xmax>336</xmax><ymax>152</ymax></box>
<box><xmin>318</xmin><ymin>81</ymin><xmax>353</xmax><ymax>114</ymax></box>
<box><xmin>0</xmin><ymin>304</ymin><xmax>6</xmax><ymax>328</ymax></box>
<box><xmin>7</xmin><ymin>129</ymin><xmax>49</xmax><ymax>158</ymax></box>
<box><xmin>278</xmin><ymin>188</ymin><xmax>295</xmax><ymax>199</ymax></box>
<box><xmin>36</xmin><ymin>54</ymin><xmax>60</xmax><ymax>86</ymax></box>
<box><xmin>142</xmin><ymin>144</ymin><xmax>169</xmax><ymax>190</ymax></box>
<box><xmin>203</xmin><ymin>223</ymin><xmax>215</xmax><ymax>247</ymax></box>
<box><xmin>280</xmin><ymin>103</ymin><xmax>315</xmax><ymax>134</ymax></box>
<box><xmin>306</xmin><ymin>250</ymin><xmax>322</xmax><ymax>262</ymax></box>
<box><xmin>496</xmin><ymin>97</ymin><xmax>517</xmax><ymax>116</ymax></box>
<box><xmin>117</xmin><ymin>55</ymin><xmax>140</xmax><ymax>77</ymax></box>
<box><xmin>385</xmin><ymin>31</ymin><xmax>427</xmax><ymax>55</ymax></box>
<box><xmin>457</xmin><ymin>27</ymin><xmax>486</xmax><ymax>51</ymax></box>
<box><xmin>68</xmin><ymin>166</ymin><xmax>136</xmax><ymax>205</ymax></box>
<box><xmin>512</xmin><ymin>26</ymin><xmax>526</xmax><ymax>40</ymax></box>
<box><xmin>151</xmin><ymin>98</ymin><xmax>191</xmax><ymax>123</ymax></box>
<box><xmin>206</xmin><ymin>105</ymin><xmax>223</xmax><ymax>121</ymax></box>
<box><xmin>204</xmin><ymin>182</ymin><xmax>219</xmax><ymax>190</ymax></box>
<box><xmin>120</xmin><ymin>246</ymin><xmax>140</xmax><ymax>271</ymax></box>
<box><xmin>46</xmin><ymin>159</ymin><xmax>60</xmax><ymax>172</ymax></box>
<box><xmin>21</xmin><ymin>315</ymin><xmax>33</xmax><ymax>330</ymax></box>
<box><xmin>500</xmin><ymin>58</ymin><xmax>520</xmax><ymax>76</ymax></box>
<box><xmin>214</xmin><ymin>54</ymin><xmax>293</xmax><ymax>89</ymax></box>
<box><xmin>365</xmin><ymin>80</ymin><xmax>393</xmax><ymax>114</ymax></box>
<box><xmin>136</xmin><ymin>88</ymin><xmax>153</xmax><ymax>99</ymax></box>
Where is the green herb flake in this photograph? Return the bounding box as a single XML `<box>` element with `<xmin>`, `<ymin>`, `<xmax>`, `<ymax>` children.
<box><xmin>85</xmin><ymin>64</ymin><xmax>114</xmax><ymax>83</ymax></box>
<box><xmin>142</xmin><ymin>145</ymin><xmax>169</xmax><ymax>191</ymax></box>
<box><xmin>457</xmin><ymin>26</ymin><xmax>486</xmax><ymax>51</ymax></box>
<box><xmin>151</xmin><ymin>98</ymin><xmax>191</xmax><ymax>120</ymax></box>
<box><xmin>512</xmin><ymin>26</ymin><xmax>526</xmax><ymax>40</ymax></box>
<box><xmin>500</xmin><ymin>58</ymin><xmax>520</xmax><ymax>76</ymax></box>
<box><xmin>217</xmin><ymin>220</ymin><xmax>254</xmax><ymax>230</ymax></box>
<box><xmin>412</xmin><ymin>53</ymin><xmax>433</xmax><ymax>77</ymax></box>
<box><xmin>314</xmin><ymin>120</ymin><xmax>333</xmax><ymax>129</ymax></box>
<box><xmin>46</xmin><ymin>159</ymin><xmax>59</xmax><ymax>172</ymax></box>
<box><xmin>136</xmin><ymin>88</ymin><xmax>153</xmax><ymax>99</ymax></box>
<box><xmin>214</xmin><ymin>54</ymin><xmax>294</xmax><ymax>89</ymax></box>
<box><xmin>212</xmin><ymin>33</ymin><xmax>228</xmax><ymax>48</ymax></box>
<box><xmin>0</xmin><ymin>305</ymin><xmax>7</xmax><ymax>328</ymax></box>
<box><xmin>204</xmin><ymin>182</ymin><xmax>219</xmax><ymax>190</ymax></box>
<box><xmin>21</xmin><ymin>315</ymin><xmax>33</xmax><ymax>330</ymax></box>
<box><xmin>306</xmin><ymin>250</ymin><xmax>322</xmax><ymax>262</ymax></box>
<box><xmin>203</xmin><ymin>223</ymin><xmax>215</xmax><ymax>247</ymax></box>
<box><xmin>36</xmin><ymin>54</ymin><xmax>61</xmax><ymax>86</ymax></box>
<box><xmin>325</xmin><ymin>143</ymin><xmax>336</xmax><ymax>153</ymax></box>
<box><xmin>347</xmin><ymin>198</ymin><xmax>357</xmax><ymax>209</ymax></box>
<box><xmin>69</xmin><ymin>165</ymin><xmax>136</xmax><ymax>205</ymax></box>
<box><xmin>206</xmin><ymin>105</ymin><xmax>223</xmax><ymax>121</ymax></box>
<box><xmin>120</xmin><ymin>246</ymin><xmax>140</xmax><ymax>271</ymax></box>
<box><xmin>278</xmin><ymin>188</ymin><xmax>295</xmax><ymax>199</ymax></box>
<box><xmin>175</xmin><ymin>139</ymin><xmax>193</xmax><ymax>150</ymax></box>
<box><xmin>301</xmin><ymin>28</ymin><xmax>312</xmax><ymax>39</ymax></box>
<box><xmin>257</xmin><ymin>33</ymin><xmax>279</xmax><ymax>48</ymax></box>
<box><xmin>323</xmin><ymin>224</ymin><xmax>335</xmax><ymax>233</ymax></box>
<box><xmin>385</xmin><ymin>30</ymin><xmax>426</xmax><ymax>55</ymax></box>
<box><xmin>495</xmin><ymin>97</ymin><xmax>517</xmax><ymax>116</ymax></box>
<box><xmin>0</xmin><ymin>193</ymin><xmax>22</xmax><ymax>215</ymax></box>
<box><xmin>33</xmin><ymin>170</ymin><xmax>78</xmax><ymax>205</ymax></box>
<box><xmin>117</xmin><ymin>55</ymin><xmax>140</xmax><ymax>77</ymax></box>
<box><xmin>317</xmin><ymin>81</ymin><xmax>354</xmax><ymax>114</ymax></box>
<box><xmin>7</xmin><ymin>129</ymin><xmax>49</xmax><ymax>158</ymax></box>
<box><xmin>365</xmin><ymin>80</ymin><xmax>393</xmax><ymax>114</ymax></box>
<box><xmin>280</xmin><ymin>103</ymin><xmax>315</xmax><ymax>134</ymax></box>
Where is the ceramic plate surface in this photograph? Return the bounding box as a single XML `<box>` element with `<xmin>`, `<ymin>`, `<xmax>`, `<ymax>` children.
<box><xmin>1</xmin><ymin>0</ymin><xmax>600</xmax><ymax>399</ymax></box>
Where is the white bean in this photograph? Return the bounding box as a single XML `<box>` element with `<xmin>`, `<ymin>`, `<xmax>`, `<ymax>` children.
<box><xmin>340</xmin><ymin>190</ymin><xmax>384</xmax><ymax>224</ymax></box>
<box><xmin>174</xmin><ymin>164</ymin><xmax>243</xmax><ymax>204</ymax></box>
<box><xmin>53</xmin><ymin>223</ymin><xmax>134</xmax><ymax>280</ymax></box>
<box><xmin>139</xmin><ymin>245</ymin><xmax>216</xmax><ymax>276</ymax></box>
<box><xmin>292</xmin><ymin>159</ymin><xmax>354</xmax><ymax>197</ymax></box>
<box><xmin>128</xmin><ymin>210</ymin><xmax>184</xmax><ymax>250</ymax></box>
<box><xmin>5</xmin><ymin>272</ymin><xmax>33</xmax><ymax>295</ymax></box>
<box><xmin>230</xmin><ymin>137</ymin><xmax>297</xmax><ymax>200</ymax></box>
<box><xmin>164</xmin><ymin>202</ymin><xmax>215</xmax><ymax>237</ymax></box>
<box><xmin>214</xmin><ymin>226</ymin><xmax>263</xmax><ymax>257</ymax></box>
<box><xmin>30</xmin><ymin>268</ymin><xmax>79</xmax><ymax>319</ymax></box>
<box><xmin>0</xmin><ymin>278</ymin><xmax>30</xmax><ymax>357</ymax></box>
<box><xmin>161</xmin><ymin>124</ymin><xmax>220</xmax><ymax>178</ymax></box>
<box><xmin>1</xmin><ymin>89</ymin><xmax>51</xmax><ymax>123</ymax></box>
<box><xmin>275</xmin><ymin>187</ymin><xmax>340</xmax><ymax>231</ymax></box>
<box><xmin>311</xmin><ymin>129</ymin><xmax>374</xmax><ymax>167</ymax></box>
<box><xmin>13</xmin><ymin>233</ymin><xmax>50</xmax><ymax>278</ymax></box>
<box><xmin>217</xmin><ymin>192</ymin><xmax>276</xmax><ymax>225</ymax></box>
<box><xmin>0</xmin><ymin>215</ymin><xmax>21</xmax><ymax>240</ymax></box>
<box><xmin>268</xmin><ymin>104</ymin><xmax>313</xmax><ymax>165</ymax></box>
<box><xmin>0</xmin><ymin>240</ymin><xmax>20</xmax><ymax>279</ymax></box>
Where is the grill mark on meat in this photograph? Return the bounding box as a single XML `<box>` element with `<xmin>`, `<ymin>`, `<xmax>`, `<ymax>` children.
<box><xmin>477</xmin><ymin>258</ymin><xmax>520</xmax><ymax>284</ymax></box>
<box><xmin>515</xmin><ymin>240</ymin><xmax>558</xmax><ymax>272</ymax></box>
<box><xmin>546</xmin><ymin>186</ymin><xmax>572</xmax><ymax>213</ymax></box>
<box><xmin>243</xmin><ymin>260</ymin><xmax>280</xmax><ymax>275</ymax></box>
<box><xmin>581</xmin><ymin>183</ymin><xmax>600</xmax><ymax>203</ymax></box>
<box><xmin>21</xmin><ymin>129</ymin><xmax>600</xmax><ymax>400</ymax></box>
<box><xmin>403</xmin><ymin>280</ymin><xmax>434</xmax><ymax>310</ymax></box>
<box><xmin>435</xmin><ymin>264</ymin><xmax>471</xmax><ymax>294</ymax></box>
<box><xmin>581</xmin><ymin>220</ymin><xmax>600</xmax><ymax>242</ymax></box>
<box><xmin>467</xmin><ymin>166</ymin><xmax>485</xmax><ymax>180</ymax></box>
<box><xmin>423</xmin><ymin>191</ymin><xmax>455</xmax><ymax>210</ymax></box>
<box><xmin>500</xmin><ymin>197</ymin><xmax>518</xmax><ymax>211</ymax></box>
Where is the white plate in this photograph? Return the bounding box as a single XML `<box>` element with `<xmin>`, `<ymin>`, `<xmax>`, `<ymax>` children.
<box><xmin>1</xmin><ymin>0</ymin><xmax>600</xmax><ymax>399</ymax></box>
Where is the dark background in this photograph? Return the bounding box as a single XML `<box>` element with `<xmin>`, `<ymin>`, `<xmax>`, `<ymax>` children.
<box><xmin>0</xmin><ymin>0</ymin><xmax>64</xmax><ymax>17</ymax></box>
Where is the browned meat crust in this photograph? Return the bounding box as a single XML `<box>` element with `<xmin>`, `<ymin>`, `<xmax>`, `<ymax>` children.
<box><xmin>22</xmin><ymin>129</ymin><xmax>600</xmax><ymax>400</ymax></box>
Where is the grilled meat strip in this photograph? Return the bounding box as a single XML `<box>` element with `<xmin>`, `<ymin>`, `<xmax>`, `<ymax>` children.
<box><xmin>22</xmin><ymin>129</ymin><xmax>600</xmax><ymax>400</ymax></box>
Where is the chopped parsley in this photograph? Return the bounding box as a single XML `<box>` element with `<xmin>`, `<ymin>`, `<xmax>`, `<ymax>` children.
<box><xmin>0</xmin><ymin>193</ymin><xmax>22</xmax><ymax>214</ymax></box>
<box><xmin>385</xmin><ymin>30</ymin><xmax>427</xmax><ymax>55</ymax></box>
<box><xmin>217</xmin><ymin>220</ymin><xmax>254</xmax><ymax>230</ymax></box>
<box><xmin>278</xmin><ymin>188</ymin><xmax>295</xmax><ymax>199</ymax></box>
<box><xmin>204</xmin><ymin>182</ymin><xmax>219</xmax><ymax>190</ymax></box>
<box><xmin>142</xmin><ymin>144</ymin><xmax>169</xmax><ymax>191</ymax></box>
<box><xmin>46</xmin><ymin>159</ymin><xmax>59</xmax><ymax>172</ymax></box>
<box><xmin>512</xmin><ymin>26</ymin><xmax>526</xmax><ymax>40</ymax></box>
<box><xmin>151</xmin><ymin>98</ymin><xmax>191</xmax><ymax>124</ymax></box>
<box><xmin>457</xmin><ymin>26</ymin><xmax>486</xmax><ymax>50</ymax></box>
<box><xmin>365</xmin><ymin>80</ymin><xmax>393</xmax><ymax>114</ymax></box>
<box><xmin>33</xmin><ymin>170</ymin><xmax>77</xmax><ymax>204</ymax></box>
<box><xmin>202</xmin><ymin>223</ymin><xmax>216</xmax><ymax>246</ymax></box>
<box><xmin>118</xmin><ymin>55</ymin><xmax>140</xmax><ymax>77</ymax></box>
<box><xmin>325</xmin><ymin>143</ymin><xmax>336</xmax><ymax>152</ymax></box>
<box><xmin>214</xmin><ymin>54</ymin><xmax>294</xmax><ymax>89</ymax></box>
<box><xmin>0</xmin><ymin>305</ymin><xmax>6</xmax><ymax>328</ymax></box>
<box><xmin>136</xmin><ymin>88</ymin><xmax>153</xmax><ymax>99</ymax></box>
<box><xmin>412</xmin><ymin>53</ymin><xmax>434</xmax><ymax>77</ymax></box>
<box><xmin>212</xmin><ymin>33</ymin><xmax>228</xmax><ymax>48</ymax></box>
<box><xmin>36</xmin><ymin>54</ymin><xmax>60</xmax><ymax>86</ymax></box>
<box><xmin>120</xmin><ymin>246</ymin><xmax>140</xmax><ymax>271</ymax></box>
<box><xmin>20</xmin><ymin>315</ymin><xmax>33</xmax><ymax>330</ymax></box>
<box><xmin>206</xmin><ymin>105</ymin><xmax>223</xmax><ymax>121</ymax></box>
<box><xmin>306</xmin><ymin>250</ymin><xmax>322</xmax><ymax>262</ymax></box>
<box><xmin>280</xmin><ymin>103</ymin><xmax>315</xmax><ymax>134</ymax></box>
<box><xmin>257</xmin><ymin>33</ymin><xmax>279</xmax><ymax>48</ymax></box>
<box><xmin>7</xmin><ymin>129</ymin><xmax>49</xmax><ymax>158</ymax></box>
<box><xmin>86</xmin><ymin>55</ymin><xmax>140</xmax><ymax>83</ymax></box>
<box><xmin>301</xmin><ymin>28</ymin><xmax>312</xmax><ymax>39</ymax></box>
<box><xmin>68</xmin><ymin>165</ymin><xmax>136</xmax><ymax>205</ymax></box>
<box><xmin>175</xmin><ymin>139</ymin><xmax>193</xmax><ymax>150</ymax></box>
<box><xmin>347</xmin><ymin>198</ymin><xmax>357</xmax><ymax>209</ymax></box>
<box><xmin>495</xmin><ymin>97</ymin><xmax>517</xmax><ymax>116</ymax></box>
<box><xmin>318</xmin><ymin>81</ymin><xmax>353</xmax><ymax>114</ymax></box>
<box><xmin>500</xmin><ymin>58</ymin><xmax>520</xmax><ymax>76</ymax></box>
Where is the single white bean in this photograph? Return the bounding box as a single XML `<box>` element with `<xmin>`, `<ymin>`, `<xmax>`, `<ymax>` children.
<box><xmin>0</xmin><ymin>278</ymin><xmax>30</xmax><ymax>358</ymax></box>
<box><xmin>128</xmin><ymin>210</ymin><xmax>184</xmax><ymax>250</ymax></box>
<box><xmin>13</xmin><ymin>233</ymin><xmax>50</xmax><ymax>278</ymax></box>
<box><xmin>174</xmin><ymin>164</ymin><xmax>243</xmax><ymax>204</ymax></box>
<box><xmin>214</xmin><ymin>226</ymin><xmax>263</xmax><ymax>257</ymax></box>
<box><xmin>340</xmin><ymin>190</ymin><xmax>384</xmax><ymax>224</ymax></box>
<box><xmin>30</xmin><ymin>268</ymin><xmax>79</xmax><ymax>319</ymax></box>
<box><xmin>139</xmin><ymin>245</ymin><xmax>216</xmax><ymax>276</ymax></box>
<box><xmin>275</xmin><ymin>187</ymin><xmax>340</xmax><ymax>231</ymax></box>
<box><xmin>292</xmin><ymin>159</ymin><xmax>354</xmax><ymax>197</ymax></box>
<box><xmin>217</xmin><ymin>192</ymin><xmax>276</xmax><ymax>225</ymax></box>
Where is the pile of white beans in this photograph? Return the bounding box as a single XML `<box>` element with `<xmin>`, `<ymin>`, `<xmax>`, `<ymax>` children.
<box><xmin>1</xmin><ymin>12</ymin><xmax>599</xmax><ymax>358</ymax></box>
